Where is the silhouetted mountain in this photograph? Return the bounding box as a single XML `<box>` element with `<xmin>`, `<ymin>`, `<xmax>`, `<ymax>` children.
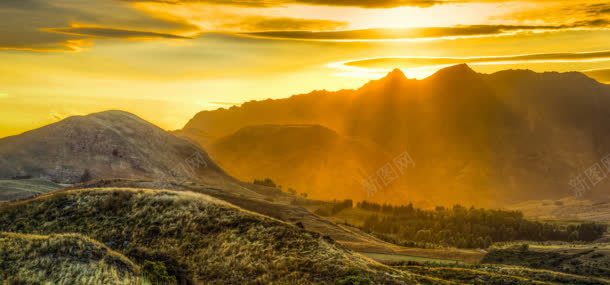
<box><xmin>0</xmin><ymin>110</ymin><xmax>225</xmax><ymax>184</ymax></box>
<box><xmin>182</xmin><ymin>65</ymin><xmax>610</xmax><ymax>206</ymax></box>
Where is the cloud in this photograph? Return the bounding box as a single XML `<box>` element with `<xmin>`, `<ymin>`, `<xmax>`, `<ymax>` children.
<box><xmin>0</xmin><ymin>0</ymin><xmax>196</xmax><ymax>51</ymax></box>
<box><xmin>208</xmin><ymin>101</ymin><xmax>242</xmax><ymax>107</ymax></box>
<box><xmin>124</xmin><ymin>0</ymin><xmax>578</xmax><ymax>9</ymax></box>
<box><xmin>221</xmin><ymin>17</ymin><xmax>347</xmax><ymax>31</ymax></box>
<box><xmin>3</xmin><ymin>0</ymin><xmax>608</xmax><ymax>51</ymax></box>
<box><xmin>242</xmin><ymin>22</ymin><xmax>607</xmax><ymax>40</ymax></box>
<box><xmin>583</xmin><ymin>3</ymin><xmax>610</xmax><ymax>16</ymax></box>
<box><xmin>502</xmin><ymin>1</ymin><xmax>610</xmax><ymax>28</ymax></box>
<box><xmin>49</xmin><ymin>26</ymin><xmax>192</xmax><ymax>40</ymax></box>
<box><xmin>339</xmin><ymin>50</ymin><xmax>610</xmax><ymax>70</ymax></box>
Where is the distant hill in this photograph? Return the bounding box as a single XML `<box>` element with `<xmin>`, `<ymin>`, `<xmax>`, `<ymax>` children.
<box><xmin>182</xmin><ymin>65</ymin><xmax>610</xmax><ymax>206</ymax></box>
<box><xmin>0</xmin><ymin>110</ymin><xmax>226</xmax><ymax>186</ymax></box>
<box><xmin>0</xmin><ymin>188</ymin><xmax>416</xmax><ymax>284</ymax></box>
<box><xmin>208</xmin><ymin>124</ymin><xmax>392</xmax><ymax>202</ymax></box>
<box><xmin>0</xmin><ymin>232</ymin><xmax>141</xmax><ymax>284</ymax></box>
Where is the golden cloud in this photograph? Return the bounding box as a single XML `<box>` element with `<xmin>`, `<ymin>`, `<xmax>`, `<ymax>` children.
<box><xmin>220</xmin><ymin>17</ymin><xmax>347</xmax><ymax>31</ymax></box>
<box><xmin>339</xmin><ymin>50</ymin><xmax>610</xmax><ymax>69</ymax></box>
<box><xmin>125</xmin><ymin>0</ymin><xmax>576</xmax><ymax>9</ymax></box>
<box><xmin>242</xmin><ymin>22</ymin><xmax>608</xmax><ymax>41</ymax></box>
<box><xmin>48</xmin><ymin>26</ymin><xmax>193</xmax><ymax>40</ymax></box>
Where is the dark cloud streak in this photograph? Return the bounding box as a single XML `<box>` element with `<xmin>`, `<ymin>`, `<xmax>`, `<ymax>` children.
<box><xmin>242</xmin><ymin>22</ymin><xmax>608</xmax><ymax>40</ymax></box>
<box><xmin>49</xmin><ymin>27</ymin><xmax>192</xmax><ymax>39</ymax></box>
<box><xmin>221</xmin><ymin>17</ymin><xmax>347</xmax><ymax>31</ymax></box>
<box><xmin>0</xmin><ymin>0</ymin><xmax>195</xmax><ymax>52</ymax></box>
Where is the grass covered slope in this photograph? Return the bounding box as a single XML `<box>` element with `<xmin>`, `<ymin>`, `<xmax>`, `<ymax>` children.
<box><xmin>400</xmin><ymin>264</ymin><xmax>609</xmax><ymax>285</ymax></box>
<box><xmin>0</xmin><ymin>232</ymin><xmax>140</xmax><ymax>284</ymax></box>
<box><xmin>482</xmin><ymin>243</ymin><xmax>610</xmax><ymax>278</ymax></box>
<box><xmin>0</xmin><ymin>179</ymin><xmax>61</xmax><ymax>201</ymax></box>
<box><xmin>0</xmin><ymin>188</ymin><xmax>414</xmax><ymax>284</ymax></box>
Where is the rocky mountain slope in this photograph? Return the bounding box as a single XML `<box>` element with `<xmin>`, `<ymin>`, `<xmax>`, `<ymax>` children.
<box><xmin>0</xmin><ymin>110</ymin><xmax>225</xmax><ymax>185</ymax></box>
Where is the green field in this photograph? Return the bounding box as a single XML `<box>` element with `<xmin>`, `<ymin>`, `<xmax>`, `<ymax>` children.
<box><xmin>0</xmin><ymin>179</ymin><xmax>61</xmax><ymax>201</ymax></box>
<box><xmin>360</xmin><ymin>251</ymin><xmax>463</xmax><ymax>265</ymax></box>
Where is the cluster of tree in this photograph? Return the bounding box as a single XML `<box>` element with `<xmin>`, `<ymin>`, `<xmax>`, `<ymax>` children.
<box><xmin>252</xmin><ymin>178</ymin><xmax>277</xmax><ymax>188</ymax></box>
<box><xmin>314</xmin><ymin>200</ymin><xmax>353</xmax><ymax>217</ymax></box>
<box><xmin>253</xmin><ymin>178</ymin><xmax>310</xmax><ymax>199</ymax></box>
<box><xmin>351</xmin><ymin>201</ymin><xmax>606</xmax><ymax>249</ymax></box>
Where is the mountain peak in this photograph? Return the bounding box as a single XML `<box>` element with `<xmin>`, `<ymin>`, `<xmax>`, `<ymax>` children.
<box><xmin>429</xmin><ymin>63</ymin><xmax>478</xmax><ymax>80</ymax></box>
<box><xmin>383</xmin><ymin>68</ymin><xmax>407</xmax><ymax>81</ymax></box>
<box><xmin>87</xmin><ymin>110</ymin><xmax>141</xmax><ymax>120</ymax></box>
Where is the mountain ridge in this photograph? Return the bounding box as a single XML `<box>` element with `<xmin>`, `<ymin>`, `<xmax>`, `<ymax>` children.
<box><xmin>181</xmin><ymin>65</ymin><xmax>610</xmax><ymax>206</ymax></box>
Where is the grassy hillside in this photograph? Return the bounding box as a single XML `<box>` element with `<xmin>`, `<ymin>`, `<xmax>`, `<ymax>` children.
<box><xmin>73</xmin><ymin>178</ymin><xmax>485</xmax><ymax>265</ymax></box>
<box><xmin>0</xmin><ymin>232</ymin><xmax>140</xmax><ymax>284</ymax></box>
<box><xmin>0</xmin><ymin>179</ymin><xmax>60</xmax><ymax>201</ymax></box>
<box><xmin>510</xmin><ymin>197</ymin><xmax>610</xmax><ymax>222</ymax></box>
<box><xmin>0</xmin><ymin>188</ymin><xmax>415</xmax><ymax>284</ymax></box>
<box><xmin>400</xmin><ymin>263</ymin><xmax>609</xmax><ymax>285</ymax></box>
<box><xmin>482</xmin><ymin>243</ymin><xmax>610</xmax><ymax>278</ymax></box>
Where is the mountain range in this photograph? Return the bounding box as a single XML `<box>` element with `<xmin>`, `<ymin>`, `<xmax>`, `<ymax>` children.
<box><xmin>181</xmin><ymin>64</ymin><xmax>610</xmax><ymax>207</ymax></box>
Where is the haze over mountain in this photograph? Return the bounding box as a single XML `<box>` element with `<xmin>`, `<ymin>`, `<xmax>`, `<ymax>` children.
<box><xmin>0</xmin><ymin>110</ymin><xmax>225</xmax><ymax>185</ymax></box>
<box><xmin>208</xmin><ymin>124</ymin><xmax>392</xmax><ymax>202</ymax></box>
<box><xmin>182</xmin><ymin>64</ymin><xmax>610</xmax><ymax>207</ymax></box>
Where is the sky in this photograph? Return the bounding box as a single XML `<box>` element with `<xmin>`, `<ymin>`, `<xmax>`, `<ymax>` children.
<box><xmin>1</xmin><ymin>0</ymin><xmax>610</xmax><ymax>137</ymax></box>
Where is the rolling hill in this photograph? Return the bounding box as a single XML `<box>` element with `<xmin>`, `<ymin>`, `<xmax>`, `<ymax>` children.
<box><xmin>181</xmin><ymin>65</ymin><xmax>610</xmax><ymax>206</ymax></box>
<box><xmin>1</xmin><ymin>187</ymin><xmax>606</xmax><ymax>284</ymax></box>
<box><xmin>0</xmin><ymin>232</ymin><xmax>141</xmax><ymax>284</ymax></box>
<box><xmin>0</xmin><ymin>188</ymin><xmax>417</xmax><ymax>284</ymax></box>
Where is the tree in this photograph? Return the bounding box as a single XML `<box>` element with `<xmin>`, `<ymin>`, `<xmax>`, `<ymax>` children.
<box><xmin>80</xmin><ymin>169</ymin><xmax>92</xmax><ymax>183</ymax></box>
<box><xmin>253</xmin><ymin>178</ymin><xmax>277</xmax><ymax>188</ymax></box>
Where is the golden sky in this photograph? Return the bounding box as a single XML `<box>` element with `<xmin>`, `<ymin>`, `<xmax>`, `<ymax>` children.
<box><xmin>1</xmin><ymin>0</ymin><xmax>610</xmax><ymax>137</ymax></box>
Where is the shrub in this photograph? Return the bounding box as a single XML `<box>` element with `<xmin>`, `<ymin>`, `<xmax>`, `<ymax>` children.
<box><xmin>143</xmin><ymin>260</ymin><xmax>176</xmax><ymax>284</ymax></box>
